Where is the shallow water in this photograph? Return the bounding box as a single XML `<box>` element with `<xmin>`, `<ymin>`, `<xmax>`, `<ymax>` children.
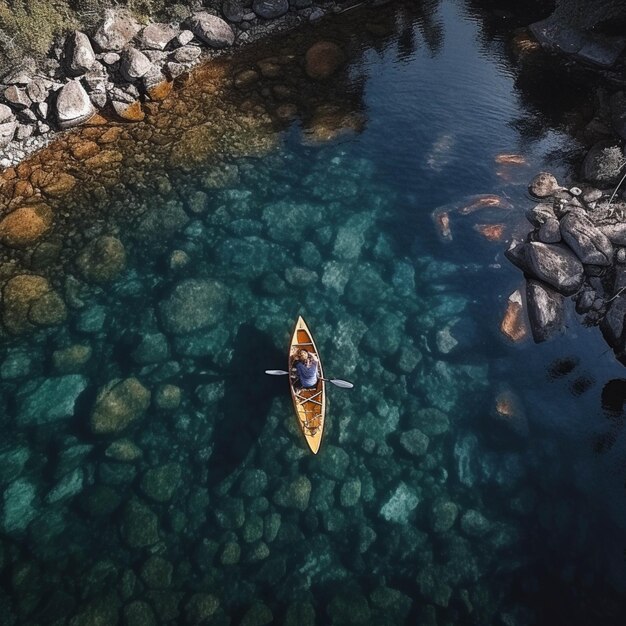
<box><xmin>2</xmin><ymin>1</ymin><xmax>626</xmax><ymax>624</ymax></box>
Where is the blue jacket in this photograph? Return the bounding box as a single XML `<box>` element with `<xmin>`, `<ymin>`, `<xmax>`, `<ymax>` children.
<box><xmin>295</xmin><ymin>360</ymin><xmax>318</xmax><ymax>387</ymax></box>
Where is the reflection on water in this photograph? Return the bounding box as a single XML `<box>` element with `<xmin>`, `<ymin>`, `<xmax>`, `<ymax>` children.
<box><xmin>1</xmin><ymin>1</ymin><xmax>626</xmax><ymax>625</ymax></box>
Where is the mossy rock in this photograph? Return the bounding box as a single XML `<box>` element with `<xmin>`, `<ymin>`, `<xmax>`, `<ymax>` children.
<box><xmin>90</xmin><ymin>378</ymin><xmax>150</xmax><ymax>435</ymax></box>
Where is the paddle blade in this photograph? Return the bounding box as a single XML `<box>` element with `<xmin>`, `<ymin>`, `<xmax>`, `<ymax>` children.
<box><xmin>265</xmin><ymin>369</ymin><xmax>289</xmax><ymax>376</ymax></box>
<box><xmin>328</xmin><ymin>379</ymin><xmax>354</xmax><ymax>389</ymax></box>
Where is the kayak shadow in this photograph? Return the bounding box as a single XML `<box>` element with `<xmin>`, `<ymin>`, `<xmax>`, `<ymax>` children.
<box><xmin>206</xmin><ymin>323</ymin><xmax>285</xmax><ymax>490</ymax></box>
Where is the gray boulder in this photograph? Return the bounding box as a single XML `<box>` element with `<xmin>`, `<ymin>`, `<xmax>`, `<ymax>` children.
<box><xmin>526</xmin><ymin>279</ymin><xmax>565</xmax><ymax>343</ymax></box>
<box><xmin>507</xmin><ymin>241</ymin><xmax>584</xmax><ymax>295</ymax></box>
<box><xmin>120</xmin><ymin>47</ymin><xmax>153</xmax><ymax>82</ymax></box>
<box><xmin>560</xmin><ymin>210</ymin><xmax>613</xmax><ymax>265</ymax></box>
<box><xmin>26</xmin><ymin>77</ymin><xmax>49</xmax><ymax>103</ymax></box>
<box><xmin>4</xmin><ymin>85</ymin><xmax>31</xmax><ymax>109</ymax></box>
<box><xmin>599</xmin><ymin>223</ymin><xmax>626</xmax><ymax>246</ymax></box>
<box><xmin>17</xmin><ymin>375</ymin><xmax>88</xmax><ymax>425</ymax></box>
<box><xmin>528</xmin><ymin>172</ymin><xmax>561</xmax><ymax>198</ymax></box>
<box><xmin>581</xmin><ymin>140</ymin><xmax>626</xmax><ymax>186</ymax></box>
<box><xmin>184</xmin><ymin>12</ymin><xmax>235</xmax><ymax>48</ymax></box>
<box><xmin>0</xmin><ymin>104</ymin><xmax>16</xmax><ymax>147</ymax></box>
<box><xmin>138</xmin><ymin>23</ymin><xmax>179</xmax><ymax>50</ymax></box>
<box><xmin>64</xmin><ymin>31</ymin><xmax>96</xmax><ymax>76</ymax></box>
<box><xmin>253</xmin><ymin>0</ymin><xmax>289</xmax><ymax>19</ymax></box>
<box><xmin>159</xmin><ymin>278</ymin><xmax>229</xmax><ymax>335</ymax></box>
<box><xmin>538</xmin><ymin>217</ymin><xmax>561</xmax><ymax>243</ymax></box>
<box><xmin>55</xmin><ymin>80</ymin><xmax>96</xmax><ymax>129</ymax></box>
<box><xmin>601</xmin><ymin>294</ymin><xmax>626</xmax><ymax>353</ymax></box>
<box><xmin>223</xmin><ymin>0</ymin><xmax>245</xmax><ymax>22</ymax></box>
<box><xmin>92</xmin><ymin>8</ymin><xmax>141</xmax><ymax>52</ymax></box>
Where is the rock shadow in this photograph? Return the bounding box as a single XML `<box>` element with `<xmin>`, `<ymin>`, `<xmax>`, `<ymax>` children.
<box><xmin>205</xmin><ymin>323</ymin><xmax>283</xmax><ymax>489</ymax></box>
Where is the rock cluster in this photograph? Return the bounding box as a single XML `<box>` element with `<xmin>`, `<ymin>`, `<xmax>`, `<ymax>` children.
<box><xmin>505</xmin><ymin>168</ymin><xmax>626</xmax><ymax>355</ymax></box>
<box><xmin>0</xmin><ymin>0</ymin><xmax>348</xmax><ymax>166</ymax></box>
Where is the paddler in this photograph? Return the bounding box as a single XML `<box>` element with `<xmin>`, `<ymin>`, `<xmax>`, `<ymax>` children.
<box><xmin>295</xmin><ymin>349</ymin><xmax>319</xmax><ymax>389</ymax></box>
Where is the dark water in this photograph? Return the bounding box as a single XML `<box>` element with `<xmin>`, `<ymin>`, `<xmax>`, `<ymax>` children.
<box><xmin>2</xmin><ymin>1</ymin><xmax>626</xmax><ymax>624</ymax></box>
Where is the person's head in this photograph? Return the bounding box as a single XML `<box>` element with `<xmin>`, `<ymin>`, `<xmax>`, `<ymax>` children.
<box><xmin>298</xmin><ymin>349</ymin><xmax>310</xmax><ymax>363</ymax></box>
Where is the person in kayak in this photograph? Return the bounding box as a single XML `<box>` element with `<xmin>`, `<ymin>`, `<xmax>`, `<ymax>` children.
<box><xmin>295</xmin><ymin>349</ymin><xmax>319</xmax><ymax>389</ymax></box>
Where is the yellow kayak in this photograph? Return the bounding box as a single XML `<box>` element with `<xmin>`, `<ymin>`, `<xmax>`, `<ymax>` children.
<box><xmin>288</xmin><ymin>316</ymin><xmax>326</xmax><ymax>454</ymax></box>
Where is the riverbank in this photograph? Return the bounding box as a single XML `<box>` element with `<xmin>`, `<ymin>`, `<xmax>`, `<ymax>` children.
<box><xmin>0</xmin><ymin>0</ymin><xmax>388</xmax><ymax>168</ymax></box>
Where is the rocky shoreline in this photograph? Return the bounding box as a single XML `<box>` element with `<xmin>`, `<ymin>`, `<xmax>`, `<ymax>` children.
<box><xmin>0</xmin><ymin>0</ymin><xmax>384</xmax><ymax>169</ymax></box>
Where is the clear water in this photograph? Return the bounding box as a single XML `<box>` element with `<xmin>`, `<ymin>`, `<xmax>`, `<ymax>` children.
<box><xmin>2</xmin><ymin>1</ymin><xmax>626</xmax><ymax>624</ymax></box>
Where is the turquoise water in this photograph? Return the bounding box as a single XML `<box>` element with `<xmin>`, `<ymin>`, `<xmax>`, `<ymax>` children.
<box><xmin>2</xmin><ymin>1</ymin><xmax>626</xmax><ymax>624</ymax></box>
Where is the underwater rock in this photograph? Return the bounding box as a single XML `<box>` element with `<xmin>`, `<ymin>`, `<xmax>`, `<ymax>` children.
<box><xmin>52</xmin><ymin>344</ymin><xmax>92</xmax><ymax>373</ymax></box>
<box><xmin>431</xmin><ymin>499</ymin><xmax>458</xmax><ymax>532</ymax></box>
<box><xmin>220</xmin><ymin>540</ymin><xmax>241</xmax><ymax>565</ymax></box>
<box><xmin>241</xmin><ymin>602</ymin><xmax>273</xmax><ymax>626</ymax></box>
<box><xmin>414</xmin><ymin>407</ymin><xmax>449</xmax><ymax>436</ymax></box>
<box><xmin>75</xmin><ymin>304</ymin><xmax>107</xmax><ymax>334</ymax></box>
<box><xmin>141</xmin><ymin>555</ymin><xmax>173</xmax><ymax>588</ymax></box>
<box><xmin>185</xmin><ymin>593</ymin><xmax>219</xmax><ymax>624</ymax></box>
<box><xmin>46</xmin><ymin>468</ymin><xmax>84</xmax><ymax>504</ymax></box>
<box><xmin>305</xmin><ymin>41</ymin><xmax>346</xmax><ymax>80</ymax></box>
<box><xmin>370</xmin><ymin>587</ymin><xmax>412</xmax><ymax>623</ymax></box>
<box><xmin>121</xmin><ymin>499</ymin><xmax>159</xmax><ymax>548</ymax></box>
<box><xmin>460</xmin><ymin>509</ymin><xmax>492</xmax><ymax>537</ymax></box>
<box><xmin>17</xmin><ymin>375</ymin><xmax>87</xmax><ymax>425</ymax></box>
<box><xmin>285</xmin><ymin>601</ymin><xmax>316</xmax><ymax>626</ymax></box>
<box><xmin>333</xmin><ymin>212</ymin><xmax>374</xmax><ymax>260</ymax></box>
<box><xmin>76</xmin><ymin>235</ymin><xmax>127</xmax><ymax>284</ymax></box>
<box><xmin>0</xmin><ymin>204</ymin><xmax>52</xmax><ymax>248</ymax></box>
<box><xmin>0</xmin><ymin>446</ymin><xmax>30</xmax><ymax>484</ymax></box>
<box><xmin>328</xmin><ymin>589</ymin><xmax>371</xmax><ymax>625</ymax></box>
<box><xmin>380</xmin><ymin>482</ymin><xmax>419</xmax><ymax>523</ymax></box>
<box><xmin>93</xmin><ymin>8</ymin><xmax>141</xmax><ymax>52</ymax></box>
<box><xmin>140</xmin><ymin>463</ymin><xmax>182</xmax><ymax>502</ymax></box>
<box><xmin>123</xmin><ymin>601</ymin><xmax>156</xmax><ymax>626</ymax></box>
<box><xmin>526</xmin><ymin>279</ymin><xmax>565</xmax><ymax>343</ymax></box>
<box><xmin>500</xmin><ymin>289</ymin><xmax>528</xmax><ymax>343</ymax></box>
<box><xmin>273</xmin><ymin>476</ymin><xmax>311</xmax><ymax>511</ymax></box>
<box><xmin>105</xmin><ymin>439</ymin><xmax>142</xmax><ymax>462</ymax></box>
<box><xmin>319</xmin><ymin>445</ymin><xmax>350</xmax><ymax>480</ymax></box>
<box><xmin>64</xmin><ymin>31</ymin><xmax>96</xmax><ymax>76</ymax></box>
<box><xmin>339</xmin><ymin>479</ymin><xmax>361</xmax><ymax>507</ymax></box>
<box><xmin>0</xmin><ymin>350</ymin><xmax>32</xmax><ymax>380</ymax></box>
<box><xmin>159</xmin><ymin>278</ymin><xmax>229</xmax><ymax>335</ymax></box>
<box><xmin>399</xmin><ymin>429</ymin><xmax>430</xmax><ymax>456</ymax></box>
<box><xmin>55</xmin><ymin>79</ymin><xmax>96</xmax><ymax>129</ymax></box>
<box><xmin>184</xmin><ymin>12</ymin><xmax>235</xmax><ymax>48</ymax></box>
<box><xmin>239</xmin><ymin>469</ymin><xmax>268</xmax><ymax>497</ymax></box>
<box><xmin>362</xmin><ymin>313</ymin><xmax>403</xmax><ymax>357</ymax></box>
<box><xmin>2</xmin><ymin>478</ymin><xmax>37</xmax><ymax>532</ymax></box>
<box><xmin>131</xmin><ymin>332</ymin><xmax>169</xmax><ymax>364</ymax></box>
<box><xmin>153</xmin><ymin>384</ymin><xmax>181</xmax><ymax>411</ymax></box>
<box><xmin>90</xmin><ymin>377</ymin><xmax>151</xmax><ymax>434</ymax></box>
<box><xmin>253</xmin><ymin>0</ymin><xmax>289</xmax><ymax>19</ymax></box>
<box><xmin>493</xmin><ymin>389</ymin><xmax>529</xmax><ymax>437</ymax></box>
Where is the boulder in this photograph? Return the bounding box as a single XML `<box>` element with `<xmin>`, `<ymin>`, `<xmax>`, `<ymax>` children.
<box><xmin>252</xmin><ymin>0</ymin><xmax>289</xmax><ymax>19</ymax></box>
<box><xmin>379</xmin><ymin>482</ymin><xmax>419</xmax><ymax>523</ymax></box>
<box><xmin>92</xmin><ymin>9</ymin><xmax>141</xmax><ymax>52</ymax></box>
<box><xmin>17</xmin><ymin>375</ymin><xmax>88</xmax><ymax>425</ymax></box>
<box><xmin>601</xmin><ymin>294</ymin><xmax>626</xmax><ymax>353</ymax></box>
<box><xmin>140</xmin><ymin>463</ymin><xmax>182</xmax><ymax>502</ymax></box>
<box><xmin>399</xmin><ymin>429</ymin><xmax>429</xmax><ymax>456</ymax></box>
<box><xmin>183</xmin><ymin>12</ymin><xmax>235</xmax><ymax>48</ymax></box>
<box><xmin>500</xmin><ymin>289</ymin><xmax>529</xmax><ymax>343</ymax></box>
<box><xmin>431</xmin><ymin>499</ymin><xmax>458</xmax><ymax>532</ymax></box>
<box><xmin>2</xmin><ymin>274</ymin><xmax>66</xmax><ymax>334</ymax></box>
<box><xmin>0</xmin><ymin>204</ymin><xmax>52</xmax><ymax>248</ymax></box>
<box><xmin>0</xmin><ymin>104</ymin><xmax>17</xmax><ymax>147</ymax></box>
<box><xmin>599</xmin><ymin>223</ymin><xmax>626</xmax><ymax>246</ymax></box>
<box><xmin>560</xmin><ymin>210</ymin><xmax>613</xmax><ymax>265</ymax></box>
<box><xmin>120</xmin><ymin>47</ymin><xmax>153</xmax><ymax>82</ymax></box>
<box><xmin>506</xmin><ymin>241</ymin><xmax>584</xmax><ymax>295</ymax></box>
<box><xmin>64</xmin><ymin>31</ymin><xmax>96</xmax><ymax>76</ymax></box>
<box><xmin>305</xmin><ymin>41</ymin><xmax>346</xmax><ymax>80</ymax></box>
<box><xmin>529</xmin><ymin>172</ymin><xmax>561</xmax><ymax>198</ymax></box>
<box><xmin>460</xmin><ymin>509</ymin><xmax>492</xmax><ymax>537</ymax></box>
<box><xmin>159</xmin><ymin>278</ymin><xmax>228</xmax><ymax>335</ymax></box>
<box><xmin>223</xmin><ymin>0</ymin><xmax>245</xmax><ymax>22</ymax></box>
<box><xmin>76</xmin><ymin>235</ymin><xmax>126</xmax><ymax>283</ymax></box>
<box><xmin>138</xmin><ymin>23</ymin><xmax>179</xmax><ymax>50</ymax></box>
<box><xmin>581</xmin><ymin>140</ymin><xmax>626</xmax><ymax>186</ymax></box>
<box><xmin>2</xmin><ymin>478</ymin><xmax>37</xmax><ymax>533</ymax></box>
<box><xmin>170</xmin><ymin>46</ymin><xmax>202</xmax><ymax>64</ymax></box>
<box><xmin>273</xmin><ymin>476</ymin><xmax>311</xmax><ymax>511</ymax></box>
<box><xmin>185</xmin><ymin>594</ymin><xmax>219</xmax><ymax>624</ymax></box>
<box><xmin>121</xmin><ymin>499</ymin><xmax>159</xmax><ymax>547</ymax></box>
<box><xmin>4</xmin><ymin>85</ymin><xmax>31</xmax><ymax>109</ymax></box>
<box><xmin>526</xmin><ymin>279</ymin><xmax>565</xmax><ymax>343</ymax></box>
<box><xmin>90</xmin><ymin>377</ymin><xmax>150</xmax><ymax>434</ymax></box>
<box><xmin>538</xmin><ymin>217</ymin><xmax>561</xmax><ymax>243</ymax></box>
<box><xmin>55</xmin><ymin>80</ymin><xmax>96</xmax><ymax>129</ymax></box>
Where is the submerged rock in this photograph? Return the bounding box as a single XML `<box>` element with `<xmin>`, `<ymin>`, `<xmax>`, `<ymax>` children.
<box><xmin>76</xmin><ymin>235</ymin><xmax>126</xmax><ymax>283</ymax></box>
<box><xmin>121</xmin><ymin>499</ymin><xmax>159</xmax><ymax>547</ymax></box>
<box><xmin>185</xmin><ymin>593</ymin><xmax>219</xmax><ymax>624</ymax></box>
<box><xmin>431</xmin><ymin>499</ymin><xmax>458</xmax><ymax>532</ymax></box>
<box><xmin>90</xmin><ymin>377</ymin><xmax>150</xmax><ymax>434</ymax></box>
<box><xmin>379</xmin><ymin>482</ymin><xmax>419</xmax><ymax>523</ymax></box>
<box><xmin>17</xmin><ymin>375</ymin><xmax>87</xmax><ymax>425</ymax></box>
<box><xmin>2</xmin><ymin>478</ymin><xmax>37</xmax><ymax>533</ymax></box>
<box><xmin>273</xmin><ymin>476</ymin><xmax>311</xmax><ymax>511</ymax></box>
<box><xmin>0</xmin><ymin>204</ymin><xmax>51</xmax><ymax>248</ymax></box>
<box><xmin>399</xmin><ymin>429</ymin><xmax>430</xmax><ymax>456</ymax></box>
<box><xmin>140</xmin><ymin>463</ymin><xmax>182</xmax><ymax>502</ymax></box>
<box><xmin>526</xmin><ymin>279</ymin><xmax>565</xmax><ymax>343</ymax></box>
<box><xmin>159</xmin><ymin>278</ymin><xmax>229</xmax><ymax>335</ymax></box>
<box><xmin>305</xmin><ymin>41</ymin><xmax>346</xmax><ymax>80</ymax></box>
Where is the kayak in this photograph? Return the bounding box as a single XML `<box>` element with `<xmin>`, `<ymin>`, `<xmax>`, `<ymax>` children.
<box><xmin>289</xmin><ymin>316</ymin><xmax>326</xmax><ymax>454</ymax></box>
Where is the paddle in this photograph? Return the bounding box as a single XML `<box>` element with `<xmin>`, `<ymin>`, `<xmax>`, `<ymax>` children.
<box><xmin>264</xmin><ymin>370</ymin><xmax>354</xmax><ymax>389</ymax></box>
